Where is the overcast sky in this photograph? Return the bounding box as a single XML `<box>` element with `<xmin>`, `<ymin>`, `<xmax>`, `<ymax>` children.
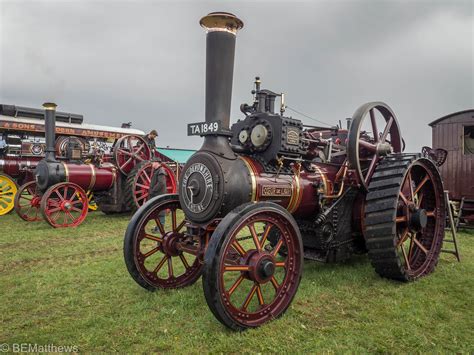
<box><xmin>0</xmin><ymin>0</ymin><xmax>472</xmax><ymax>151</ymax></box>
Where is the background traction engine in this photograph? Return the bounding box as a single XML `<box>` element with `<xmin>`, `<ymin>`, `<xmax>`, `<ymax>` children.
<box><xmin>124</xmin><ymin>12</ymin><xmax>446</xmax><ymax>330</ymax></box>
<box><xmin>14</xmin><ymin>103</ymin><xmax>177</xmax><ymax>227</ymax></box>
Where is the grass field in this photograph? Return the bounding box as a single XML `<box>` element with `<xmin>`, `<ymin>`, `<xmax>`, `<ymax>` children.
<box><xmin>1</xmin><ymin>211</ymin><xmax>473</xmax><ymax>353</ymax></box>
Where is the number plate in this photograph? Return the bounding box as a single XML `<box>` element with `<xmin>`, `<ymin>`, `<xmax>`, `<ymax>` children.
<box><xmin>187</xmin><ymin>121</ymin><xmax>221</xmax><ymax>136</ymax></box>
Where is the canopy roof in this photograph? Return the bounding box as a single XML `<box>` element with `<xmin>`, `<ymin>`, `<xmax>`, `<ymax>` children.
<box><xmin>156</xmin><ymin>147</ymin><xmax>195</xmax><ymax>164</ymax></box>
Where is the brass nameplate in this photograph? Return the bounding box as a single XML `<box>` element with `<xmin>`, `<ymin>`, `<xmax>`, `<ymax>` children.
<box><xmin>261</xmin><ymin>185</ymin><xmax>292</xmax><ymax>197</ymax></box>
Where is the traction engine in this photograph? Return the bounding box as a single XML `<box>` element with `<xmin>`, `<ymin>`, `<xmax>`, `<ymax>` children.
<box><xmin>15</xmin><ymin>103</ymin><xmax>177</xmax><ymax>227</ymax></box>
<box><xmin>124</xmin><ymin>12</ymin><xmax>446</xmax><ymax>330</ymax></box>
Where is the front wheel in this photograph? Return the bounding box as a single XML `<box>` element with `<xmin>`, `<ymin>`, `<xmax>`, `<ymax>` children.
<box><xmin>203</xmin><ymin>202</ymin><xmax>303</xmax><ymax>330</ymax></box>
<box><xmin>123</xmin><ymin>194</ymin><xmax>204</xmax><ymax>290</ymax></box>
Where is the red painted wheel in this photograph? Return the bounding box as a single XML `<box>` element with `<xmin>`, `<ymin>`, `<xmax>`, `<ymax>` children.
<box><xmin>348</xmin><ymin>102</ymin><xmax>403</xmax><ymax>191</ymax></box>
<box><xmin>14</xmin><ymin>181</ymin><xmax>42</xmax><ymax>221</ymax></box>
<box><xmin>203</xmin><ymin>202</ymin><xmax>303</xmax><ymax>330</ymax></box>
<box><xmin>124</xmin><ymin>194</ymin><xmax>204</xmax><ymax>290</ymax></box>
<box><xmin>125</xmin><ymin>161</ymin><xmax>178</xmax><ymax>210</ymax></box>
<box><xmin>113</xmin><ymin>135</ymin><xmax>151</xmax><ymax>175</ymax></box>
<box><xmin>365</xmin><ymin>154</ymin><xmax>445</xmax><ymax>281</ymax></box>
<box><xmin>40</xmin><ymin>182</ymin><xmax>88</xmax><ymax>228</ymax></box>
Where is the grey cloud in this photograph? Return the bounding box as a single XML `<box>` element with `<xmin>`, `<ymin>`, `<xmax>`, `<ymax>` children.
<box><xmin>0</xmin><ymin>0</ymin><xmax>472</xmax><ymax>151</ymax></box>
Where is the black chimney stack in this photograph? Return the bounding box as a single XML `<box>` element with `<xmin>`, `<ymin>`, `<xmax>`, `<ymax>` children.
<box><xmin>43</xmin><ymin>102</ymin><xmax>57</xmax><ymax>162</ymax></box>
<box><xmin>198</xmin><ymin>12</ymin><xmax>243</xmax><ymax>158</ymax></box>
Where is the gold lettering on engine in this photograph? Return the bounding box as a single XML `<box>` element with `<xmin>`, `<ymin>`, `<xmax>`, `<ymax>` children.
<box><xmin>261</xmin><ymin>185</ymin><xmax>292</xmax><ymax>197</ymax></box>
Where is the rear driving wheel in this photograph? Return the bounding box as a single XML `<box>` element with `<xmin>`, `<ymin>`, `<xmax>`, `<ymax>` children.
<box><xmin>203</xmin><ymin>202</ymin><xmax>303</xmax><ymax>330</ymax></box>
<box><xmin>125</xmin><ymin>161</ymin><xmax>178</xmax><ymax>211</ymax></box>
<box><xmin>364</xmin><ymin>154</ymin><xmax>445</xmax><ymax>281</ymax></box>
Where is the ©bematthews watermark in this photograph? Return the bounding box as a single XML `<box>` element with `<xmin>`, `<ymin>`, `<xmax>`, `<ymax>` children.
<box><xmin>1</xmin><ymin>343</ymin><xmax>79</xmax><ymax>353</ymax></box>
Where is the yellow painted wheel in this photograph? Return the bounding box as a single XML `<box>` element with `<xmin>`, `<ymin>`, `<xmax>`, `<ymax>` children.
<box><xmin>0</xmin><ymin>174</ymin><xmax>18</xmax><ymax>215</ymax></box>
<box><xmin>87</xmin><ymin>191</ymin><xmax>98</xmax><ymax>211</ymax></box>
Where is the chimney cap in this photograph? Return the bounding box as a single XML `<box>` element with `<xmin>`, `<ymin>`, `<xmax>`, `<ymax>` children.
<box><xmin>43</xmin><ymin>102</ymin><xmax>57</xmax><ymax>110</ymax></box>
<box><xmin>200</xmin><ymin>12</ymin><xmax>243</xmax><ymax>34</ymax></box>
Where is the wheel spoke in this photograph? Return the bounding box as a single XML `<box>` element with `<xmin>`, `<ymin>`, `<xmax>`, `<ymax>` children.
<box><xmin>270</xmin><ymin>276</ymin><xmax>280</xmax><ymax>291</ymax></box>
<box><xmin>426</xmin><ymin>210</ymin><xmax>435</xmax><ymax>217</ymax></box>
<box><xmin>153</xmin><ymin>256</ymin><xmax>167</xmax><ymax>273</ymax></box>
<box><xmin>232</xmin><ymin>240</ymin><xmax>246</xmax><ymax>256</ymax></box>
<box><xmin>143</xmin><ymin>233</ymin><xmax>163</xmax><ymax>242</ymax></box>
<box><xmin>381</xmin><ymin>117</ymin><xmax>393</xmax><ymax>142</ymax></box>
<box><xmin>248</xmin><ymin>224</ymin><xmax>262</xmax><ymax>251</ymax></box>
<box><xmin>65</xmin><ymin>210</ymin><xmax>75</xmax><ymax>222</ymax></box>
<box><xmin>228</xmin><ymin>275</ymin><xmax>244</xmax><ymax>296</ymax></box>
<box><xmin>413</xmin><ymin>175</ymin><xmax>430</xmax><ymax>196</ymax></box>
<box><xmin>167</xmin><ymin>257</ymin><xmax>174</xmax><ymax>278</ymax></box>
<box><xmin>154</xmin><ymin>218</ymin><xmax>165</xmax><ymax>236</ymax></box>
<box><xmin>400</xmin><ymin>244</ymin><xmax>411</xmax><ymax>270</ymax></box>
<box><xmin>275</xmin><ymin>261</ymin><xmax>286</xmax><ymax>268</ymax></box>
<box><xmin>172</xmin><ymin>210</ymin><xmax>177</xmax><ymax>231</ymax></box>
<box><xmin>176</xmin><ymin>219</ymin><xmax>186</xmax><ymax>232</ymax></box>
<box><xmin>143</xmin><ymin>247</ymin><xmax>160</xmax><ymax>258</ymax></box>
<box><xmin>417</xmin><ymin>192</ymin><xmax>424</xmax><ymax>208</ymax></box>
<box><xmin>272</xmin><ymin>239</ymin><xmax>284</xmax><ymax>256</ymax></box>
<box><xmin>179</xmin><ymin>254</ymin><xmax>190</xmax><ymax>269</ymax></box>
<box><xmin>396</xmin><ymin>215</ymin><xmax>407</xmax><ymax>223</ymax></box>
<box><xmin>55</xmin><ymin>190</ymin><xmax>64</xmax><ymax>201</ymax></box>
<box><xmin>369</xmin><ymin>108</ymin><xmax>379</xmax><ymax>142</ymax></box>
<box><xmin>399</xmin><ymin>192</ymin><xmax>410</xmax><ymax>205</ymax></box>
<box><xmin>242</xmin><ymin>284</ymin><xmax>258</xmax><ymax>311</ymax></box>
<box><xmin>136</xmin><ymin>193</ymin><xmax>149</xmax><ymax>202</ymax></box>
<box><xmin>142</xmin><ymin>170</ymin><xmax>151</xmax><ymax>183</ymax></box>
<box><xmin>365</xmin><ymin>154</ymin><xmax>379</xmax><ymax>183</ymax></box>
<box><xmin>256</xmin><ymin>285</ymin><xmax>265</xmax><ymax>306</ymax></box>
<box><xmin>396</xmin><ymin>228</ymin><xmax>410</xmax><ymax>247</ymax></box>
<box><xmin>260</xmin><ymin>223</ymin><xmax>272</xmax><ymax>246</ymax></box>
<box><xmin>407</xmin><ymin>171</ymin><xmax>415</xmax><ymax>201</ymax></box>
<box><xmin>359</xmin><ymin>140</ymin><xmax>377</xmax><ymax>152</ymax></box>
<box><xmin>412</xmin><ymin>235</ymin><xmax>428</xmax><ymax>254</ymax></box>
<box><xmin>224</xmin><ymin>265</ymin><xmax>250</xmax><ymax>272</ymax></box>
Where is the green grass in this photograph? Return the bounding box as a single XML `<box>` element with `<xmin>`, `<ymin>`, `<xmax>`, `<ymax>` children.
<box><xmin>0</xmin><ymin>212</ymin><xmax>473</xmax><ymax>353</ymax></box>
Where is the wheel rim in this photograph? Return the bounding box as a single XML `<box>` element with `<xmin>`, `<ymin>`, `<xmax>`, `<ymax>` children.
<box><xmin>14</xmin><ymin>181</ymin><xmax>42</xmax><ymax>221</ymax></box>
<box><xmin>133</xmin><ymin>198</ymin><xmax>203</xmax><ymax>288</ymax></box>
<box><xmin>41</xmin><ymin>183</ymin><xmax>88</xmax><ymax>227</ymax></box>
<box><xmin>133</xmin><ymin>162</ymin><xmax>177</xmax><ymax>209</ymax></box>
<box><xmin>114</xmin><ymin>135</ymin><xmax>151</xmax><ymax>174</ymax></box>
<box><xmin>0</xmin><ymin>174</ymin><xmax>17</xmax><ymax>215</ymax></box>
<box><xmin>395</xmin><ymin>161</ymin><xmax>444</xmax><ymax>277</ymax></box>
<box><xmin>349</xmin><ymin>102</ymin><xmax>402</xmax><ymax>190</ymax></box>
<box><xmin>217</xmin><ymin>210</ymin><xmax>302</xmax><ymax>327</ymax></box>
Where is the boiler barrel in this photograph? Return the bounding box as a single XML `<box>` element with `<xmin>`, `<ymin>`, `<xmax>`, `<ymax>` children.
<box><xmin>62</xmin><ymin>163</ymin><xmax>116</xmax><ymax>191</ymax></box>
<box><xmin>0</xmin><ymin>157</ymin><xmax>39</xmax><ymax>178</ymax></box>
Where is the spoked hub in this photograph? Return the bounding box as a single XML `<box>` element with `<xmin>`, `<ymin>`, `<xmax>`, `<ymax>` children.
<box><xmin>0</xmin><ymin>173</ymin><xmax>17</xmax><ymax>215</ymax></box>
<box><xmin>113</xmin><ymin>135</ymin><xmax>151</xmax><ymax>175</ymax></box>
<box><xmin>14</xmin><ymin>181</ymin><xmax>42</xmax><ymax>221</ymax></box>
<box><xmin>40</xmin><ymin>182</ymin><xmax>88</xmax><ymax>228</ymax></box>
<box><xmin>365</xmin><ymin>154</ymin><xmax>445</xmax><ymax>281</ymax></box>
<box><xmin>348</xmin><ymin>102</ymin><xmax>403</xmax><ymax>191</ymax></box>
<box><xmin>123</xmin><ymin>194</ymin><xmax>204</xmax><ymax>290</ymax></box>
<box><xmin>203</xmin><ymin>202</ymin><xmax>303</xmax><ymax>330</ymax></box>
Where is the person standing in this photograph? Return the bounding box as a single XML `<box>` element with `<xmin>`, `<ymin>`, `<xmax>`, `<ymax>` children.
<box><xmin>143</xmin><ymin>130</ymin><xmax>158</xmax><ymax>149</ymax></box>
